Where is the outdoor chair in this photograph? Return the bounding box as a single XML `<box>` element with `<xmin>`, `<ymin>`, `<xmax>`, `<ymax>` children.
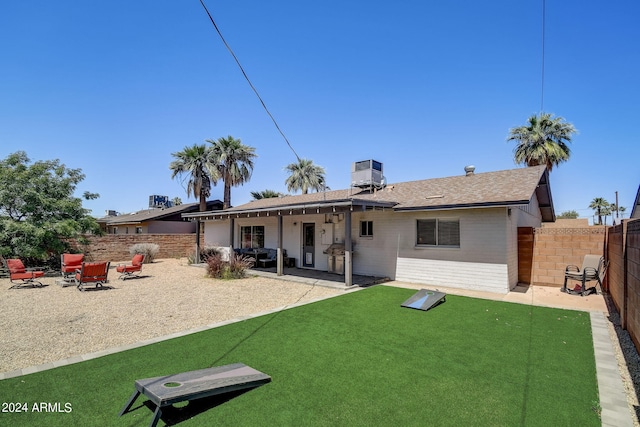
<box><xmin>61</xmin><ymin>253</ymin><xmax>84</xmax><ymax>280</ymax></box>
<box><xmin>116</xmin><ymin>254</ymin><xmax>145</xmax><ymax>280</ymax></box>
<box><xmin>6</xmin><ymin>258</ymin><xmax>45</xmax><ymax>289</ymax></box>
<box><xmin>75</xmin><ymin>261</ymin><xmax>110</xmax><ymax>291</ymax></box>
<box><xmin>257</xmin><ymin>248</ymin><xmax>278</xmax><ymax>268</ymax></box>
<box><xmin>562</xmin><ymin>254</ymin><xmax>608</xmax><ymax>296</ymax></box>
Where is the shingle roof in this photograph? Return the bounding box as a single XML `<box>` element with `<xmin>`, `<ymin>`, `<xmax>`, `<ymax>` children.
<box><xmin>100</xmin><ymin>200</ymin><xmax>223</xmax><ymax>225</ymax></box>
<box><xmin>184</xmin><ymin>166</ymin><xmax>554</xmax><ymax>221</ymax></box>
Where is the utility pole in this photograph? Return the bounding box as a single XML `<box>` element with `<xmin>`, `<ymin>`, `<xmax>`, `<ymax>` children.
<box><xmin>615</xmin><ymin>191</ymin><xmax>619</xmax><ymax>218</ymax></box>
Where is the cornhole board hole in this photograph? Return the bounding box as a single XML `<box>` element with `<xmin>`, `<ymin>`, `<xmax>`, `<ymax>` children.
<box><xmin>119</xmin><ymin>363</ymin><xmax>271</xmax><ymax>427</ymax></box>
<box><xmin>401</xmin><ymin>289</ymin><xmax>446</xmax><ymax>311</ymax></box>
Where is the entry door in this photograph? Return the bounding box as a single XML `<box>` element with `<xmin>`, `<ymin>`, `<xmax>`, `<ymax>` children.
<box><xmin>302</xmin><ymin>223</ymin><xmax>315</xmax><ymax>268</ymax></box>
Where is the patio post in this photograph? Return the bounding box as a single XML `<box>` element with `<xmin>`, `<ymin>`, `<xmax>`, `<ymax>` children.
<box><xmin>277</xmin><ymin>215</ymin><xmax>283</xmax><ymax>276</ymax></box>
<box><xmin>195</xmin><ymin>220</ymin><xmax>201</xmax><ymax>264</ymax></box>
<box><xmin>345</xmin><ymin>210</ymin><xmax>352</xmax><ymax>287</ymax></box>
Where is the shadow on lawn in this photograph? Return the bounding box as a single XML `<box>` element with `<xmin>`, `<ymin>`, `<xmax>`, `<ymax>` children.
<box><xmin>141</xmin><ymin>388</ymin><xmax>253</xmax><ymax>426</ymax></box>
<box><xmin>604</xmin><ymin>293</ymin><xmax>640</xmax><ymax>424</ymax></box>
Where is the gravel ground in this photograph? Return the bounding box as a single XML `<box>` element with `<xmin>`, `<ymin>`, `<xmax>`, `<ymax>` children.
<box><xmin>604</xmin><ymin>295</ymin><xmax>640</xmax><ymax>426</ymax></box>
<box><xmin>0</xmin><ymin>258</ymin><xmax>343</xmax><ymax>374</ymax></box>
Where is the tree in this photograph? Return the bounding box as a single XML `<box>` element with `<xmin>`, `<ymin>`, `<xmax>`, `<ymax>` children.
<box><xmin>0</xmin><ymin>151</ymin><xmax>101</xmax><ymax>263</ymax></box>
<box><xmin>507</xmin><ymin>113</ymin><xmax>577</xmax><ymax>171</ymax></box>
<box><xmin>207</xmin><ymin>136</ymin><xmax>256</xmax><ymax>210</ymax></box>
<box><xmin>285</xmin><ymin>158</ymin><xmax>326</xmax><ymax>194</ymax></box>
<box><xmin>171</xmin><ymin>197</ymin><xmax>182</xmax><ymax>206</ymax></box>
<box><xmin>169</xmin><ymin>144</ymin><xmax>218</xmax><ymax>212</ymax></box>
<box><xmin>557</xmin><ymin>210</ymin><xmax>579</xmax><ymax>219</ymax></box>
<box><xmin>589</xmin><ymin>197</ymin><xmax>609</xmax><ymax>225</ymax></box>
<box><xmin>251</xmin><ymin>190</ymin><xmax>284</xmax><ymax>200</ymax></box>
<box><xmin>610</xmin><ymin>204</ymin><xmax>627</xmax><ymax>219</ymax></box>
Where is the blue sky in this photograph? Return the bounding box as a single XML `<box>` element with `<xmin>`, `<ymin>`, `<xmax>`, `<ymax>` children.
<box><xmin>2</xmin><ymin>1</ymin><xmax>638</xmax><ymax>222</ymax></box>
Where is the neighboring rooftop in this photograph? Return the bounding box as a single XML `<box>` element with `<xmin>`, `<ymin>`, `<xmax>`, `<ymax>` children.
<box><xmin>98</xmin><ymin>200</ymin><xmax>223</xmax><ymax>225</ymax></box>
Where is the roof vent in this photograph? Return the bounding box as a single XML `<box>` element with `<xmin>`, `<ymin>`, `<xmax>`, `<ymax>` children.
<box><xmin>464</xmin><ymin>165</ymin><xmax>475</xmax><ymax>176</ymax></box>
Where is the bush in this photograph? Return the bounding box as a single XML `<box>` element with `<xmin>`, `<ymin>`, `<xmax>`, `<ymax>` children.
<box><xmin>200</xmin><ymin>246</ymin><xmax>223</xmax><ymax>262</ymax></box>
<box><xmin>206</xmin><ymin>253</ymin><xmax>252</xmax><ymax>279</ymax></box>
<box><xmin>129</xmin><ymin>243</ymin><xmax>159</xmax><ymax>263</ymax></box>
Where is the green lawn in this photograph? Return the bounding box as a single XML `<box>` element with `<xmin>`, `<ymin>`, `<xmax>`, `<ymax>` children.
<box><xmin>0</xmin><ymin>286</ymin><xmax>599</xmax><ymax>426</ymax></box>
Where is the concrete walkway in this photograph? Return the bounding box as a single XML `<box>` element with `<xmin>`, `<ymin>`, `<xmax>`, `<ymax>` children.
<box><xmin>1</xmin><ymin>272</ymin><xmax>635</xmax><ymax>426</ymax></box>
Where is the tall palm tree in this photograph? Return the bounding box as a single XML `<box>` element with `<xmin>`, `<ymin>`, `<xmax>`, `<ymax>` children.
<box><xmin>208</xmin><ymin>136</ymin><xmax>256</xmax><ymax>209</ymax></box>
<box><xmin>169</xmin><ymin>144</ymin><xmax>217</xmax><ymax>211</ymax></box>
<box><xmin>285</xmin><ymin>158</ymin><xmax>326</xmax><ymax>194</ymax></box>
<box><xmin>507</xmin><ymin>113</ymin><xmax>577</xmax><ymax>171</ymax></box>
<box><xmin>589</xmin><ymin>197</ymin><xmax>609</xmax><ymax>225</ymax></box>
<box><xmin>251</xmin><ymin>189</ymin><xmax>283</xmax><ymax>200</ymax></box>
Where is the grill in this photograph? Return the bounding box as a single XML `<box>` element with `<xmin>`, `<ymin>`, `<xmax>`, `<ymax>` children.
<box><xmin>323</xmin><ymin>243</ymin><xmax>345</xmax><ymax>256</ymax></box>
<box><xmin>324</xmin><ymin>244</ymin><xmax>345</xmax><ymax>274</ymax></box>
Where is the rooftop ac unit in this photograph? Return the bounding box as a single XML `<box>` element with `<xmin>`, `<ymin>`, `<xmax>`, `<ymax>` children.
<box><xmin>149</xmin><ymin>195</ymin><xmax>171</xmax><ymax>208</ymax></box>
<box><xmin>351</xmin><ymin>160</ymin><xmax>384</xmax><ymax>188</ymax></box>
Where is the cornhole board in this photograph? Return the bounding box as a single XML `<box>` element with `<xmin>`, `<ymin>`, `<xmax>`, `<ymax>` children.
<box><xmin>119</xmin><ymin>363</ymin><xmax>271</xmax><ymax>427</ymax></box>
<box><xmin>401</xmin><ymin>288</ymin><xmax>446</xmax><ymax>311</ymax></box>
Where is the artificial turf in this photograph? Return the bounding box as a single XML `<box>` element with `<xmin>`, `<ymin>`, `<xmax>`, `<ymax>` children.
<box><xmin>0</xmin><ymin>285</ymin><xmax>599</xmax><ymax>426</ymax></box>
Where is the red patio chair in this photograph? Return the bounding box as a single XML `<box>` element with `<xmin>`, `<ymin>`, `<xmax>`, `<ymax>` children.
<box><xmin>116</xmin><ymin>254</ymin><xmax>145</xmax><ymax>280</ymax></box>
<box><xmin>75</xmin><ymin>261</ymin><xmax>110</xmax><ymax>291</ymax></box>
<box><xmin>6</xmin><ymin>258</ymin><xmax>45</xmax><ymax>289</ymax></box>
<box><xmin>61</xmin><ymin>253</ymin><xmax>84</xmax><ymax>279</ymax></box>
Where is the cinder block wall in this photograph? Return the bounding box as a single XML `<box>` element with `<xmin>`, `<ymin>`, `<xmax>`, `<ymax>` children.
<box><xmin>69</xmin><ymin>233</ymin><xmax>203</xmax><ymax>262</ymax></box>
<box><xmin>529</xmin><ymin>227</ymin><xmax>606</xmax><ymax>287</ymax></box>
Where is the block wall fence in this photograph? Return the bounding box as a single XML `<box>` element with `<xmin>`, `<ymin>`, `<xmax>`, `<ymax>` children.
<box><xmin>68</xmin><ymin>233</ymin><xmax>203</xmax><ymax>262</ymax></box>
<box><xmin>529</xmin><ymin>226</ymin><xmax>607</xmax><ymax>287</ymax></box>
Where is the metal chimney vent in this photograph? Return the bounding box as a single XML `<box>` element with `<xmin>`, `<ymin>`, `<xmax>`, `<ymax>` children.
<box><xmin>351</xmin><ymin>160</ymin><xmax>384</xmax><ymax>188</ymax></box>
<box><xmin>464</xmin><ymin>165</ymin><xmax>475</xmax><ymax>176</ymax></box>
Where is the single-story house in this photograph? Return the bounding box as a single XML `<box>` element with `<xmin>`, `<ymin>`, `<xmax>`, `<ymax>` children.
<box><xmin>98</xmin><ymin>200</ymin><xmax>223</xmax><ymax>234</ymax></box>
<box><xmin>183</xmin><ymin>164</ymin><xmax>554</xmax><ymax>294</ymax></box>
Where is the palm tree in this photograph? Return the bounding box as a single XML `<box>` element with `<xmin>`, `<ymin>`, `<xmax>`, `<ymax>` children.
<box><xmin>589</xmin><ymin>197</ymin><xmax>609</xmax><ymax>225</ymax></box>
<box><xmin>507</xmin><ymin>113</ymin><xmax>577</xmax><ymax>171</ymax></box>
<box><xmin>251</xmin><ymin>189</ymin><xmax>283</xmax><ymax>200</ymax></box>
<box><xmin>208</xmin><ymin>136</ymin><xmax>256</xmax><ymax>209</ymax></box>
<box><xmin>610</xmin><ymin>204</ymin><xmax>627</xmax><ymax>219</ymax></box>
<box><xmin>285</xmin><ymin>158</ymin><xmax>326</xmax><ymax>194</ymax></box>
<box><xmin>169</xmin><ymin>144</ymin><xmax>217</xmax><ymax>211</ymax></box>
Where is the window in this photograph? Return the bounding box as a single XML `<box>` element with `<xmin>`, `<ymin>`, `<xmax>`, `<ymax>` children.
<box><xmin>416</xmin><ymin>219</ymin><xmax>460</xmax><ymax>247</ymax></box>
<box><xmin>135</xmin><ymin>227</ymin><xmax>143</xmax><ymax>234</ymax></box>
<box><xmin>240</xmin><ymin>226</ymin><xmax>265</xmax><ymax>249</ymax></box>
<box><xmin>360</xmin><ymin>221</ymin><xmax>373</xmax><ymax>237</ymax></box>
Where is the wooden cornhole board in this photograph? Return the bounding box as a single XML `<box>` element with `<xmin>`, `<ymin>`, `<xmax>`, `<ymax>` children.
<box><xmin>401</xmin><ymin>288</ymin><xmax>446</xmax><ymax>311</ymax></box>
<box><xmin>119</xmin><ymin>363</ymin><xmax>271</xmax><ymax>427</ymax></box>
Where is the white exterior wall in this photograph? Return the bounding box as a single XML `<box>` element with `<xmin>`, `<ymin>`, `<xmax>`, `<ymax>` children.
<box><xmin>394</xmin><ymin>207</ymin><xmax>511</xmax><ymax>293</ymax></box>
<box><xmin>203</xmin><ymin>215</ymin><xmax>329</xmax><ymax>270</ymax></box>
<box><xmin>202</xmin><ymin>198</ymin><xmax>545</xmax><ymax>294</ymax></box>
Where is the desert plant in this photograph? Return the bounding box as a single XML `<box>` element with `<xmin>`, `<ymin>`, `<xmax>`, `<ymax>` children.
<box><xmin>227</xmin><ymin>253</ymin><xmax>252</xmax><ymax>278</ymax></box>
<box><xmin>200</xmin><ymin>246</ymin><xmax>222</xmax><ymax>262</ymax></box>
<box><xmin>205</xmin><ymin>253</ymin><xmax>251</xmax><ymax>279</ymax></box>
<box><xmin>129</xmin><ymin>243</ymin><xmax>159</xmax><ymax>263</ymax></box>
<box><xmin>205</xmin><ymin>253</ymin><xmax>225</xmax><ymax>278</ymax></box>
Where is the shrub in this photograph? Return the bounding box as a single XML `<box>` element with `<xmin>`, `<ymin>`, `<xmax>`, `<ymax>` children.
<box><xmin>129</xmin><ymin>243</ymin><xmax>159</xmax><ymax>263</ymax></box>
<box><xmin>206</xmin><ymin>253</ymin><xmax>252</xmax><ymax>279</ymax></box>
<box><xmin>200</xmin><ymin>246</ymin><xmax>223</xmax><ymax>262</ymax></box>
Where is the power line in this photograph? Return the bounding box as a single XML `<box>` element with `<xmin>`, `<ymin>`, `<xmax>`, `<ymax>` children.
<box><xmin>198</xmin><ymin>0</ymin><xmax>301</xmax><ymax>163</ymax></box>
